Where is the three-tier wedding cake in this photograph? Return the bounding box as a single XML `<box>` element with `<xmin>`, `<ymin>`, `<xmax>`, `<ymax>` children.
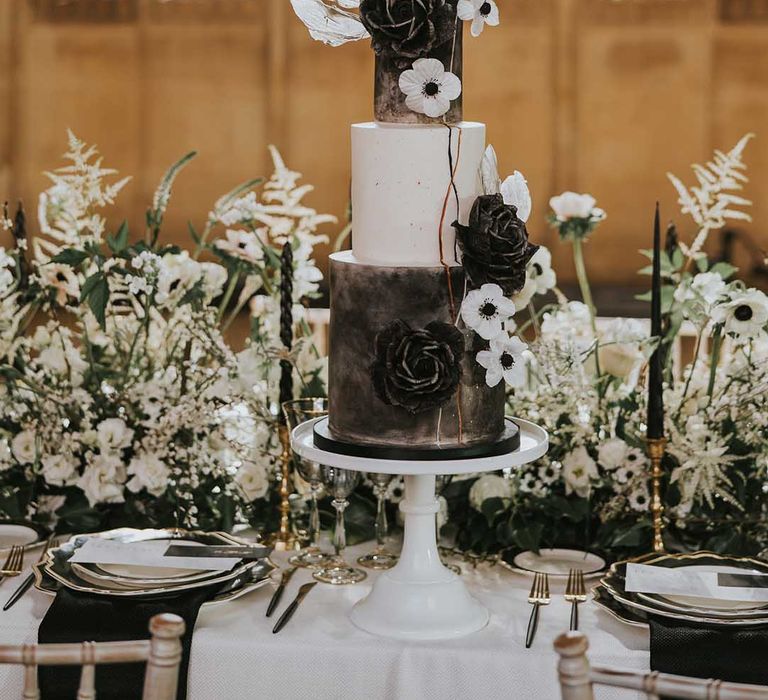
<box><xmin>301</xmin><ymin>0</ymin><xmax>537</xmax><ymax>457</ymax></box>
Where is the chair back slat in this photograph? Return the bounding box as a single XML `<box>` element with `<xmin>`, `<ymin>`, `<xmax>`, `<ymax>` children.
<box><xmin>555</xmin><ymin>633</ymin><xmax>768</xmax><ymax>700</ymax></box>
<box><xmin>0</xmin><ymin>614</ymin><xmax>183</xmax><ymax>700</ymax></box>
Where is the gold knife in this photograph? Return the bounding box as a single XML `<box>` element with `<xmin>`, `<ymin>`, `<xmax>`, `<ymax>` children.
<box><xmin>266</xmin><ymin>566</ymin><xmax>297</xmax><ymax>618</ymax></box>
<box><xmin>272</xmin><ymin>582</ymin><xmax>317</xmax><ymax>634</ymax></box>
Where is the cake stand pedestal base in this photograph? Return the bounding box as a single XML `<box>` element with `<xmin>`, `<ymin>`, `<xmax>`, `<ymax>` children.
<box><xmin>350</xmin><ymin>474</ymin><xmax>487</xmax><ymax>640</ymax></box>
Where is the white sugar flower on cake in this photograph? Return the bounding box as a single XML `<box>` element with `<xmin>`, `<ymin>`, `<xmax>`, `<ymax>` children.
<box><xmin>457</xmin><ymin>0</ymin><xmax>500</xmax><ymax>37</ymax></box>
<box><xmin>500</xmin><ymin>171</ymin><xmax>532</xmax><ymax>223</ymax></box>
<box><xmin>460</xmin><ymin>283</ymin><xmax>516</xmax><ymax>340</ymax></box>
<box><xmin>398</xmin><ymin>58</ymin><xmax>462</xmax><ymax>119</ymax></box>
<box><xmin>475</xmin><ymin>335</ymin><xmax>527</xmax><ymax>388</ymax></box>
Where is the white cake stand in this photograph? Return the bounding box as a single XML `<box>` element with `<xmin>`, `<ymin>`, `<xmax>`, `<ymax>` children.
<box><xmin>291</xmin><ymin>417</ymin><xmax>548</xmax><ymax>641</ymax></box>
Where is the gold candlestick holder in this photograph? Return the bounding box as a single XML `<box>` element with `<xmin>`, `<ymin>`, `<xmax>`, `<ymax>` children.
<box><xmin>646</xmin><ymin>436</ymin><xmax>667</xmax><ymax>553</ymax></box>
<box><xmin>267</xmin><ymin>422</ymin><xmax>299</xmax><ymax>552</ymax></box>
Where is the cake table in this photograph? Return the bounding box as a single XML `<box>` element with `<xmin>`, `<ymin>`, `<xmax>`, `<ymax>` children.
<box><xmin>292</xmin><ymin>417</ymin><xmax>548</xmax><ymax>641</ymax></box>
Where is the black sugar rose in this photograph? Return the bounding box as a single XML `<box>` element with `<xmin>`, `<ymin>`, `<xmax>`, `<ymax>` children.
<box><xmin>371</xmin><ymin>319</ymin><xmax>464</xmax><ymax>414</ymax></box>
<box><xmin>453</xmin><ymin>193</ymin><xmax>539</xmax><ymax>296</ymax></box>
<box><xmin>359</xmin><ymin>0</ymin><xmax>457</xmax><ymax>63</ymax></box>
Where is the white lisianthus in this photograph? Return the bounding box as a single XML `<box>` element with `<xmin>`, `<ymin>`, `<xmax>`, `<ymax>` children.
<box><xmin>550</xmin><ymin>192</ymin><xmax>605</xmax><ymax>222</ymax></box>
<box><xmin>96</xmin><ymin>418</ymin><xmax>134</xmax><ymax>453</ymax></box>
<box><xmin>712</xmin><ymin>288</ymin><xmax>768</xmax><ymax>339</ymax></box>
<box><xmin>469</xmin><ymin>474</ymin><xmax>513</xmax><ymax>511</ymax></box>
<box><xmin>398</xmin><ymin>58</ymin><xmax>462</xmax><ymax>119</ymax></box>
<box><xmin>11</xmin><ymin>430</ymin><xmax>36</xmax><ymax>464</ymax></box>
<box><xmin>236</xmin><ymin>462</ymin><xmax>271</xmax><ymax>501</ymax></box>
<box><xmin>598</xmin><ymin>317</ymin><xmax>647</xmax><ymax>379</ymax></box>
<box><xmin>126</xmin><ymin>452</ymin><xmax>170</xmax><ymax>497</ymax></box>
<box><xmin>597</xmin><ymin>438</ymin><xmax>629</xmax><ymax>471</ymax></box>
<box><xmin>460</xmin><ymin>283</ymin><xmax>517</xmax><ymax>340</ymax></box>
<box><xmin>41</xmin><ymin>454</ymin><xmax>79</xmax><ymax>486</ymax></box>
<box><xmin>476</xmin><ymin>334</ymin><xmax>528</xmax><ymax>388</ymax></box>
<box><xmin>562</xmin><ymin>446</ymin><xmax>598</xmax><ymax>497</ymax></box>
<box><xmin>78</xmin><ymin>453</ymin><xmax>126</xmax><ymax>506</ymax></box>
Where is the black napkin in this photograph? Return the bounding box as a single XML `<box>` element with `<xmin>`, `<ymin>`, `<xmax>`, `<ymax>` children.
<box><xmin>38</xmin><ymin>582</ymin><xmax>224</xmax><ymax>700</ymax></box>
<box><xmin>650</xmin><ymin>616</ymin><xmax>768</xmax><ymax>686</ymax></box>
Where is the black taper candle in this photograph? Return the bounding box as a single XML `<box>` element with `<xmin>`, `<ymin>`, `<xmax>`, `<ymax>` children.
<box><xmin>647</xmin><ymin>203</ymin><xmax>665</xmax><ymax>439</ymax></box>
<box><xmin>278</xmin><ymin>242</ymin><xmax>294</xmax><ymax>419</ymax></box>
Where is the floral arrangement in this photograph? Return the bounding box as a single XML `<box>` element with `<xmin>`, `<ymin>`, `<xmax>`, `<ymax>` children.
<box><xmin>444</xmin><ymin>134</ymin><xmax>768</xmax><ymax>559</ymax></box>
<box><xmin>0</xmin><ymin>133</ymin><xmax>330</xmax><ymax>534</ymax></box>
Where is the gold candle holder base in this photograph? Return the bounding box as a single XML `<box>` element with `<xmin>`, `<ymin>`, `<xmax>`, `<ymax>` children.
<box><xmin>265</xmin><ymin>422</ymin><xmax>300</xmax><ymax>552</ymax></box>
<box><xmin>646</xmin><ymin>436</ymin><xmax>667</xmax><ymax>553</ymax></box>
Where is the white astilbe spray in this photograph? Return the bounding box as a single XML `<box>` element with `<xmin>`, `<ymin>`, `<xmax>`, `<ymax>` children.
<box><xmin>667</xmin><ymin>133</ymin><xmax>754</xmax><ymax>261</ymax></box>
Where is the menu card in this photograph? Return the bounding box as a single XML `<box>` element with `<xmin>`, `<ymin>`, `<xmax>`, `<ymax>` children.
<box><xmin>69</xmin><ymin>539</ymin><xmax>239</xmax><ymax>571</ymax></box>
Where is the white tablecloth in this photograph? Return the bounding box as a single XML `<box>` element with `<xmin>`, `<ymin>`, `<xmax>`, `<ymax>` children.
<box><xmin>0</xmin><ymin>545</ymin><xmax>650</xmax><ymax>699</ymax></box>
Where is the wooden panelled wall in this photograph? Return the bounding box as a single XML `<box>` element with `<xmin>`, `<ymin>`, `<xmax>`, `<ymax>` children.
<box><xmin>1</xmin><ymin>0</ymin><xmax>767</xmax><ymax>289</ymax></box>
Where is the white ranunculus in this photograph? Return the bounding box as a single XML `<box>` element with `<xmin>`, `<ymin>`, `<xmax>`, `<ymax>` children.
<box><xmin>96</xmin><ymin>418</ymin><xmax>134</xmax><ymax>453</ymax></box>
<box><xmin>597</xmin><ymin>438</ymin><xmax>628</xmax><ymax>471</ymax></box>
<box><xmin>236</xmin><ymin>462</ymin><xmax>270</xmax><ymax>501</ymax></box>
<box><xmin>41</xmin><ymin>454</ymin><xmax>79</xmax><ymax>486</ymax></box>
<box><xmin>562</xmin><ymin>446</ymin><xmax>598</xmax><ymax>497</ymax></box>
<box><xmin>469</xmin><ymin>474</ymin><xmax>513</xmax><ymax>511</ymax></box>
<box><xmin>11</xmin><ymin>430</ymin><xmax>36</xmax><ymax>464</ymax></box>
<box><xmin>460</xmin><ymin>283</ymin><xmax>517</xmax><ymax>340</ymax></box>
<box><xmin>398</xmin><ymin>58</ymin><xmax>462</xmax><ymax>119</ymax></box>
<box><xmin>78</xmin><ymin>453</ymin><xmax>126</xmax><ymax>506</ymax></box>
<box><xmin>126</xmin><ymin>452</ymin><xmax>170</xmax><ymax>497</ymax></box>
<box><xmin>549</xmin><ymin>192</ymin><xmax>604</xmax><ymax>222</ymax></box>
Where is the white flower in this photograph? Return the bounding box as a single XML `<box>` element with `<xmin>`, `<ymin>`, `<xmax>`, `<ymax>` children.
<box><xmin>598</xmin><ymin>317</ymin><xmax>647</xmax><ymax>379</ymax></box>
<box><xmin>126</xmin><ymin>452</ymin><xmax>170</xmax><ymax>497</ymax></box>
<box><xmin>214</xmin><ymin>229</ymin><xmax>265</xmax><ymax>265</ymax></box>
<box><xmin>460</xmin><ymin>283</ymin><xmax>516</xmax><ymax>340</ymax></box>
<box><xmin>469</xmin><ymin>474</ymin><xmax>513</xmax><ymax>511</ymax></box>
<box><xmin>96</xmin><ymin>418</ymin><xmax>134</xmax><ymax>453</ymax></box>
<box><xmin>457</xmin><ymin>0</ymin><xmax>500</xmax><ymax>37</ymax></box>
<box><xmin>0</xmin><ymin>439</ymin><xmax>11</xmax><ymax>471</ymax></box>
<box><xmin>37</xmin><ymin>345</ymin><xmax>68</xmax><ymax>374</ymax></box>
<box><xmin>41</xmin><ymin>454</ymin><xmax>79</xmax><ymax>486</ymax></box>
<box><xmin>236</xmin><ymin>462</ymin><xmax>270</xmax><ymax>501</ymax></box>
<box><xmin>476</xmin><ymin>335</ymin><xmax>528</xmax><ymax>388</ymax></box>
<box><xmin>628</xmin><ymin>484</ymin><xmax>650</xmax><ymax>512</ymax></box>
<box><xmin>398</xmin><ymin>58</ymin><xmax>462</xmax><ymax>119</ymax></box>
<box><xmin>562</xmin><ymin>446</ymin><xmax>598</xmax><ymax>497</ymax></box>
<box><xmin>541</xmin><ymin>301</ymin><xmax>594</xmax><ymax>354</ymax></box>
<box><xmin>78</xmin><ymin>453</ymin><xmax>126</xmax><ymax>506</ymax></box>
<box><xmin>38</xmin><ymin>264</ymin><xmax>80</xmax><ymax>305</ymax></box>
<box><xmin>200</xmin><ymin>262</ymin><xmax>228</xmax><ymax>301</ymax></box>
<box><xmin>673</xmin><ymin>272</ymin><xmax>727</xmax><ymax>320</ymax></box>
<box><xmin>550</xmin><ymin>192</ymin><xmax>606</xmax><ymax>222</ymax></box>
<box><xmin>500</xmin><ymin>171</ymin><xmax>531</xmax><ymax>222</ymax></box>
<box><xmin>512</xmin><ymin>246</ymin><xmax>557</xmax><ymax>310</ymax></box>
<box><xmin>712</xmin><ymin>288</ymin><xmax>768</xmax><ymax>339</ymax></box>
<box><xmin>597</xmin><ymin>438</ymin><xmax>629</xmax><ymax>470</ymax></box>
<box><xmin>11</xmin><ymin>430</ymin><xmax>36</xmax><ymax>464</ymax></box>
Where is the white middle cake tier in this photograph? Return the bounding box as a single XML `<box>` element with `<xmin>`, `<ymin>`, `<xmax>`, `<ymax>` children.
<box><xmin>351</xmin><ymin>121</ymin><xmax>486</xmax><ymax>267</ymax></box>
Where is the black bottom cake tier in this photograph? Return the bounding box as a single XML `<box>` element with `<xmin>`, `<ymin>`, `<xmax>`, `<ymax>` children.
<box><xmin>328</xmin><ymin>252</ymin><xmax>506</xmax><ymax>449</ymax></box>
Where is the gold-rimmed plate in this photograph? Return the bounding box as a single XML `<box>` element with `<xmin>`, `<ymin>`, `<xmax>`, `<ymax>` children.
<box><xmin>499</xmin><ymin>547</ymin><xmax>606</xmax><ymax>579</ymax></box>
<box><xmin>0</xmin><ymin>520</ymin><xmax>48</xmax><ymax>554</ymax></box>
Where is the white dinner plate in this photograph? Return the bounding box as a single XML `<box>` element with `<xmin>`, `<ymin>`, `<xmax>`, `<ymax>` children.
<box><xmin>0</xmin><ymin>523</ymin><xmax>44</xmax><ymax>549</ymax></box>
<box><xmin>95</xmin><ymin>539</ymin><xmax>209</xmax><ymax>579</ymax></box>
<box><xmin>512</xmin><ymin>548</ymin><xmax>606</xmax><ymax>577</ymax></box>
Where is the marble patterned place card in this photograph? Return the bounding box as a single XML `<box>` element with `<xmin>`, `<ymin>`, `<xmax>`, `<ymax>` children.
<box><xmin>69</xmin><ymin>538</ymin><xmax>240</xmax><ymax>571</ymax></box>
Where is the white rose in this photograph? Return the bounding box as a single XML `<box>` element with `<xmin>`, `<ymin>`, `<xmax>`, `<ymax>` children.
<box><xmin>96</xmin><ymin>418</ymin><xmax>134</xmax><ymax>453</ymax></box>
<box><xmin>236</xmin><ymin>462</ymin><xmax>270</xmax><ymax>501</ymax></box>
<box><xmin>11</xmin><ymin>430</ymin><xmax>36</xmax><ymax>464</ymax></box>
<box><xmin>78</xmin><ymin>453</ymin><xmax>126</xmax><ymax>506</ymax></box>
<box><xmin>469</xmin><ymin>474</ymin><xmax>513</xmax><ymax>511</ymax></box>
<box><xmin>549</xmin><ymin>192</ymin><xmax>601</xmax><ymax>221</ymax></box>
<box><xmin>126</xmin><ymin>452</ymin><xmax>170</xmax><ymax>496</ymax></box>
<box><xmin>41</xmin><ymin>454</ymin><xmax>79</xmax><ymax>486</ymax></box>
<box><xmin>597</xmin><ymin>438</ymin><xmax>628</xmax><ymax>471</ymax></box>
<box><xmin>562</xmin><ymin>446</ymin><xmax>598</xmax><ymax>497</ymax></box>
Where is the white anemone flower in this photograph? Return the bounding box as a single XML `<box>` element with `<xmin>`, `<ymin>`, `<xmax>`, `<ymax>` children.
<box><xmin>398</xmin><ymin>58</ymin><xmax>462</xmax><ymax>119</ymax></box>
<box><xmin>460</xmin><ymin>283</ymin><xmax>516</xmax><ymax>340</ymax></box>
<box><xmin>476</xmin><ymin>334</ymin><xmax>528</xmax><ymax>388</ymax></box>
<box><xmin>457</xmin><ymin>0</ymin><xmax>500</xmax><ymax>37</ymax></box>
<box><xmin>527</xmin><ymin>247</ymin><xmax>556</xmax><ymax>295</ymax></box>
<box><xmin>712</xmin><ymin>288</ymin><xmax>768</xmax><ymax>338</ymax></box>
<box><xmin>500</xmin><ymin>171</ymin><xmax>532</xmax><ymax>222</ymax></box>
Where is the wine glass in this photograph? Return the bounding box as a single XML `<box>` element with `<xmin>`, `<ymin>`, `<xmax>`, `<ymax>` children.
<box><xmin>314</xmin><ymin>464</ymin><xmax>367</xmax><ymax>585</ymax></box>
<box><xmin>357</xmin><ymin>473</ymin><xmax>398</xmax><ymax>570</ymax></box>
<box><xmin>282</xmin><ymin>398</ymin><xmax>338</xmax><ymax>569</ymax></box>
<box><xmin>435</xmin><ymin>474</ymin><xmax>461</xmax><ymax>576</ymax></box>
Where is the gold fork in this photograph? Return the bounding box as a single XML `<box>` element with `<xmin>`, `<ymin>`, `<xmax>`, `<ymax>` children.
<box><xmin>565</xmin><ymin>568</ymin><xmax>587</xmax><ymax>631</ymax></box>
<box><xmin>0</xmin><ymin>546</ymin><xmax>24</xmax><ymax>581</ymax></box>
<box><xmin>4</xmin><ymin>537</ymin><xmax>59</xmax><ymax>611</ymax></box>
<box><xmin>525</xmin><ymin>572</ymin><xmax>550</xmax><ymax>648</ymax></box>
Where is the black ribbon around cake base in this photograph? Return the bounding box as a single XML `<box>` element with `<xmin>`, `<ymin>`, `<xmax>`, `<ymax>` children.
<box><xmin>38</xmin><ymin>582</ymin><xmax>225</xmax><ymax>700</ymax></box>
<box><xmin>313</xmin><ymin>416</ymin><xmax>520</xmax><ymax>461</ymax></box>
<box><xmin>650</xmin><ymin>616</ymin><xmax>768</xmax><ymax>687</ymax></box>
